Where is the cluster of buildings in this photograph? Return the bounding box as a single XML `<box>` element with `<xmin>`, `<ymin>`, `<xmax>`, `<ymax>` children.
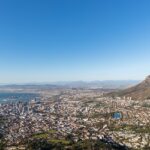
<box><xmin>0</xmin><ymin>89</ymin><xmax>150</xmax><ymax>149</ymax></box>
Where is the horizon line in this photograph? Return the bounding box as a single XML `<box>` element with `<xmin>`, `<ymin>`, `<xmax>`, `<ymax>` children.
<box><xmin>0</xmin><ymin>79</ymin><xmax>141</xmax><ymax>85</ymax></box>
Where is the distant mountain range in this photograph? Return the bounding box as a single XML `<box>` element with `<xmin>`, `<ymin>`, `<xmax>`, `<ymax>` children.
<box><xmin>51</xmin><ymin>80</ymin><xmax>140</xmax><ymax>89</ymax></box>
<box><xmin>108</xmin><ymin>75</ymin><xmax>150</xmax><ymax>100</ymax></box>
<box><xmin>0</xmin><ymin>80</ymin><xmax>140</xmax><ymax>90</ymax></box>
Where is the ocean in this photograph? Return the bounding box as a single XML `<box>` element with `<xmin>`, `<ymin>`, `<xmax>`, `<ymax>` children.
<box><xmin>0</xmin><ymin>92</ymin><xmax>39</xmax><ymax>103</ymax></box>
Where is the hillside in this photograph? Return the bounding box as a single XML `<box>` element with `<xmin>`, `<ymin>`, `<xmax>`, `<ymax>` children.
<box><xmin>108</xmin><ymin>75</ymin><xmax>150</xmax><ymax>100</ymax></box>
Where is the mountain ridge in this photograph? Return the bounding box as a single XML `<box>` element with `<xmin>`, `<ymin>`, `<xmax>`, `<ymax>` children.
<box><xmin>108</xmin><ymin>75</ymin><xmax>150</xmax><ymax>100</ymax></box>
<box><xmin>0</xmin><ymin>80</ymin><xmax>139</xmax><ymax>89</ymax></box>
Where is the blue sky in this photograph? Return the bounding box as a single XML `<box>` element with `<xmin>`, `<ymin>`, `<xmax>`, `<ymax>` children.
<box><xmin>0</xmin><ymin>0</ymin><xmax>150</xmax><ymax>83</ymax></box>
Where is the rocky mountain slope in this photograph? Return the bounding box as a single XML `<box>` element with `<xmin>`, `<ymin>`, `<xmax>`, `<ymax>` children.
<box><xmin>108</xmin><ymin>75</ymin><xmax>150</xmax><ymax>100</ymax></box>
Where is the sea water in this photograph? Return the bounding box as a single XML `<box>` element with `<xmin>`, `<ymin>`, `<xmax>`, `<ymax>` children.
<box><xmin>0</xmin><ymin>93</ymin><xmax>39</xmax><ymax>103</ymax></box>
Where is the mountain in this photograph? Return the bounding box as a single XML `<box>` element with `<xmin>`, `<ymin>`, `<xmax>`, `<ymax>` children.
<box><xmin>39</xmin><ymin>80</ymin><xmax>139</xmax><ymax>89</ymax></box>
<box><xmin>108</xmin><ymin>75</ymin><xmax>150</xmax><ymax>100</ymax></box>
<box><xmin>0</xmin><ymin>80</ymin><xmax>139</xmax><ymax>90</ymax></box>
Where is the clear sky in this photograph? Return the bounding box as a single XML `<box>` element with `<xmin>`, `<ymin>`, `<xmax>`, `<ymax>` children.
<box><xmin>0</xmin><ymin>0</ymin><xmax>150</xmax><ymax>83</ymax></box>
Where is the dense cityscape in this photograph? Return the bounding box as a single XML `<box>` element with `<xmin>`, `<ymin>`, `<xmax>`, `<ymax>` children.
<box><xmin>0</xmin><ymin>86</ymin><xmax>150</xmax><ymax>150</ymax></box>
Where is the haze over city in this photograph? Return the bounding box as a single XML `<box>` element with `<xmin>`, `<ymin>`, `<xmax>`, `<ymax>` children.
<box><xmin>0</xmin><ymin>0</ymin><xmax>150</xmax><ymax>83</ymax></box>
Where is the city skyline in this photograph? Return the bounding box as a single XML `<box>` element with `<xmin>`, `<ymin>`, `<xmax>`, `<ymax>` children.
<box><xmin>0</xmin><ymin>0</ymin><xmax>150</xmax><ymax>83</ymax></box>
